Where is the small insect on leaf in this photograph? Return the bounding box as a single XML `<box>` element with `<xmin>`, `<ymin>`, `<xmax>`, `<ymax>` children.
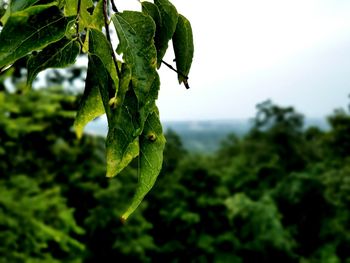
<box><xmin>147</xmin><ymin>132</ymin><xmax>157</xmax><ymax>142</ymax></box>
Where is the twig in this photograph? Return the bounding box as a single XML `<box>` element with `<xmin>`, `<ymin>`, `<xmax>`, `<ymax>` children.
<box><xmin>103</xmin><ymin>0</ymin><xmax>121</xmax><ymax>79</ymax></box>
<box><xmin>111</xmin><ymin>0</ymin><xmax>119</xmax><ymax>13</ymax></box>
<box><xmin>76</xmin><ymin>0</ymin><xmax>82</xmax><ymax>36</ymax></box>
<box><xmin>161</xmin><ymin>60</ymin><xmax>190</xmax><ymax>89</ymax></box>
<box><xmin>161</xmin><ymin>60</ymin><xmax>188</xmax><ymax>80</ymax></box>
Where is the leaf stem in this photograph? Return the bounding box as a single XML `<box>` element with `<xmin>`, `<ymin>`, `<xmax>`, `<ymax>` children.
<box><xmin>74</xmin><ymin>0</ymin><xmax>86</xmax><ymax>48</ymax></box>
<box><xmin>161</xmin><ymin>60</ymin><xmax>190</xmax><ymax>89</ymax></box>
<box><xmin>103</xmin><ymin>0</ymin><xmax>121</xmax><ymax>79</ymax></box>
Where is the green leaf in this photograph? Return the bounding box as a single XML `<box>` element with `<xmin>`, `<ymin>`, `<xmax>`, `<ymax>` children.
<box><xmin>88</xmin><ymin>28</ymin><xmax>119</xmax><ymax>97</ymax></box>
<box><xmin>154</xmin><ymin>0</ymin><xmax>178</xmax><ymax>67</ymax></box>
<box><xmin>0</xmin><ymin>0</ymin><xmax>40</xmax><ymax>24</ymax></box>
<box><xmin>138</xmin><ymin>75</ymin><xmax>160</xmax><ymax>133</ymax></box>
<box><xmin>121</xmin><ymin>110</ymin><xmax>166</xmax><ymax>221</ymax></box>
<box><xmin>85</xmin><ymin>34</ymin><xmax>138</xmax><ymax>177</ymax></box>
<box><xmin>142</xmin><ymin>1</ymin><xmax>161</xmax><ymax>27</ymax></box>
<box><xmin>172</xmin><ymin>14</ymin><xmax>194</xmax><ymax>86</ymax></box>
<box><xmin>106</xmin><ymin>86</ymin><xmax>140</xmax><ymax>178</ymax></box>
<box><xmin>90</xmin><ymin>0</ymin><xmax>104</xmax><ymax>30</ymax></box>
<box><xmin>73</xmin><ymin>55</ymin><xmax>106</xmax><ymax>139</ymax></box>
<box><xmin>82</xmin><ymin>29</ymin><xmax>143</xmax><ymax>175</ymax></box>
<box><xmin>111</xmin><ymin>63</ymin><xmax>132</xmax><ymax>116</ymax></box>
<box><xmin>104</xmin><ymin>64</ymin><xmax>139</xmax><ymax>177</ymax></box>
<box><xmin>64</xmin><ymin>0</ymin><xmax>103</xmax><ymax>30</ymax></box>
<box><xmin>10</xmin><ymin>0</ymin><xmax>41</xmax><ymax>12</ymax></box>
<box><xmin>27</xmin><ymin>39</ymin><xmax>80</xmax><ymax>88</ymax></box>
<box><xmin>0</xmin><ymin>4</ymin><xmax>73</xmax><ymax>69</ymax></box>
<box><xmin>112</xmin><ymin>11</ymin><xmax>159</xmax><ymax>130</ymax></box>
<box><xmin>64</xmin><ymin>0</ymin><xmax>94</xmax><ymax>29</ymax></box>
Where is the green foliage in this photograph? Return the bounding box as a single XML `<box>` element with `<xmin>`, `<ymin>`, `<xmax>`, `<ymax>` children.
<box><xmin>27</xmin><ymin>38</ymin><xmax>80</xmax><ymax>88</ymax></box>
<box><xmin>0</xmin><ymin>0</ymin><xmax>194</xmax><ymax>219</ymax></box>
<box><xmin>0</xmin><ymin>88</ymin><xmax>84</xmax><ymax>262</ymax></box>
<box><xmin>2</xmin><ymin>3</ymin><xmax>350</xmax><ymax>261</ymax></box>
<box><xmin>0</xmin><ymin>4</ymin><xmax>72</xmax><ymax>68</ymax></box>
<box><xmin>1</xmin><ymin>85</ymin><xmax>350</xmax><ymax>261</ymax></box>
<box><xmin>225</xmin><ymin>193</ymin><xmax>295</xmax><ymax>257</ymax></box>
<box><xmin>0</xmin><ymin>176</ymin><xmax>84</xmax><ymax>263</ymax></box>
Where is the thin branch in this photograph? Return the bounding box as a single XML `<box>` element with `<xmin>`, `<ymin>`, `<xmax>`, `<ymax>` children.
<box><xmin>111</xmin><ymin>0</ymin><xmax>119</xmax><ymax>13</ymax></box>
<box><xmin>161</xmin><ymin>60</ymin><xmax>190</xmax><ymax>89</ymax></box>
<box><xmin>161</xmin><ymin>60</ymin><xmax>188</xmax><ymax>80</ymax></box>
<box><xmin>74</xmin><ymin>0</ymin><xmax>86</xmax><ymax>48</ymax></box>
<box><xmin>103</xmin><ymin>0</ymin><xmax>121</xmax><ymax>79</ymax></box>
<box><xmin>76</xmin><ymin>0</ymin><xmax>82</xmax><ymax>36</ymax></box>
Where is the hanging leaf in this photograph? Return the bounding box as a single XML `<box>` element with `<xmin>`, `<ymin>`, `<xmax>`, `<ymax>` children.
<box><xmin>106</xmin><ymin>86</ymin><xmax>140</xmax><ymax>178</ymax></box>
<box><xmin>27</xmin><ymin>39</ymin><xmax>80</xmax><ymax>88</ymax></box>
<box><xmin>112</xmin><ymin>11</ymin><xmax>159</xmax><ymax>131</ymax></box>
<box><xmin>0</xmin><ymin>4</ymin><xmax>73</xmax><ymax>69</ymax></box>
<box><xmin>141</xmin><ymin>1</ymin><xmax>163</xmax><ymax>68</ymax></box>
<box><xmin>121</xmin><ymin>109</ymin><xmax>166</xmax><ymax>221</ymax></box>
<box><xmin>172</xmin><ymin>14</ymin><xmax>194</xmax><ymax>86</ymax></box>
<box><xmin>154</xmin><ymin>0</ymin><xmax>178</xmax><ymax>67</ymax></box>
<box><xmin>87</xmin><ymin>30</ymin><xmax>119</xmax><ymax>151</ymax></box>
<box><xmin>74</xmin><ymin>55</ymin><xmax>106</xmax><ymax>139</ymax></box>
<box><xmin>141</xmin><ymin>1</ymin><xmax>161</xmax><ymax>30</ymax></box>
<box><xmin>106</xmin><ymin>63</ymin><xmax>140</xmax><ymax>178</ymax></box>
<box><xmin>86</xmin><ymin>27</ymin><xmax>139</xmax><ymax>177</ymax></box>
<box><xmin>88</xmin><ymin>28</ymin><xmax>119</xmax><ymax>95</ymax></box>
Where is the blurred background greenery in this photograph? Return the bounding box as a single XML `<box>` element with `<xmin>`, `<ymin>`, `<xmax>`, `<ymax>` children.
<box><xmin>1</xmin><ymin>55</ymin><xmax>350</xmax><ymax>263</ymax></box>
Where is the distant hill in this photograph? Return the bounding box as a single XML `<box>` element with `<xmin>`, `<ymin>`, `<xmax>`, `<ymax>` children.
<box><xmin>162</xmin><ymin>120</ymin><xmax>253</xmax><ymax>153</ymax></box>
<box><xmin>84</xmin><ymin>117</ymin><xmax>329</xmax><ymax>153</ymax></box>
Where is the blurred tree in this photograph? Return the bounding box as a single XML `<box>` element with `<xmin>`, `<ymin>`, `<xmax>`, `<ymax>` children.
<box><xmin>144</xmin><ymin>154</ymin><xmax>241</xmax><ymax>262</ymax></box>
<box><xmin>249</xmin><ymin>100</ymin><xmax>307</xmax><ymax>172</ymax></box>
<box><xmin>214</xmin><ymin>101</ymin><xmax>309</xmax><ymax>201</ymax></box>
<box><xmin>0</xmin><ymin>175</ymin><xmax>84</xmax><ymax>263</ymax></box>
<box><xmin>0</xmin><ymin>86</ymin><xmax>156</xmax><ymax>262</ymax></box>
<box><xmin>162</xmin><ymin>129</ymin><xmax>188</xmax><ymax>174</ymax></box>
<box><xmin>0</xmin><ymin>88</ymin><xmax>85</xmax><ymax>262</ymax></box>
<box><xmin>324</xmin><ymin>109</ymin><xmax>350</xmax><ymax>160</ymax></box>
<box><xmin>225</xmin><ymin>193</ymin><xmax>296</xmax><ymax>262</ymax></box>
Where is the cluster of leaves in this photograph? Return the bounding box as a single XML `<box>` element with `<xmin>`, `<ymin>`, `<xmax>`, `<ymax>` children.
<box><xmin>0</xmin><ymin>0</ymin><xmax>194</xmax><ymax>220</ymax></box>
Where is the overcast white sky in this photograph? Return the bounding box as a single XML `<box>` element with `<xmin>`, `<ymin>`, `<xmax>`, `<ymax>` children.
<box><xmin>119</xmin><ymin>1</ymin><xmax>350</xmax><ymax>121</ymax></box>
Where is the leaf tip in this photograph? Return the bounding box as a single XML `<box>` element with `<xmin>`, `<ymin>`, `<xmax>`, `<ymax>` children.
<box><xmin>105</xmin><ymin>171</ymin><xmax>115</xmax><ymax>178</ymax></box>
<box><xmin>121</xmin><ymin>208</ymin><xmax>134</xmax><ymax>223</ymax></box>
<box><xmin>120</xmin><ymin>215</ymin><xmax>128</xmax><ymax>224</ymax></box>
<box><xmin>73</xmin><ymin>123</ymin><xmax>83</xmax><ymax>140</ymax></box>
<box><xmin>106</xmin><ymin>164</ymin><xmax>121</xmax><ymax>178</ymax></box>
